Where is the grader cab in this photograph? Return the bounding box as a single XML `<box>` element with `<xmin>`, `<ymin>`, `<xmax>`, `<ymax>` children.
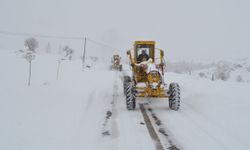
<box><xmin>124</xmin><ymin>41</ymin><xmax>181</xmax><ymax>110</ymax></box>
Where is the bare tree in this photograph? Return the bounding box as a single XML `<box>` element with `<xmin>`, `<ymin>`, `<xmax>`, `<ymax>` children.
<box><xmin>236</xmin><ymin>75</ymin><xmax>243</xmax><ymax>82</ymax></box>
<box><xmin>199</xmin><ymin>72</ymin><xmax>206</xmax><ymax>78</ymax></box>
<box><xmin>63</xmin><ymin>45</ymin><xmax>74</xmax><ymax>60</ymax></box>
<box><xmin>24</xmin><ymin>37</ymin><xmax>39</xmax><ymax>52</ymax></box>
<box><xmin>214</xmin><ymin>61</ymin><xmax>231</xmax><ymax>81</ymax></box>
<box><xmin>211</xmin><ymin>73</ymin><xmax>215</xmax><ymax>81</ymax></box>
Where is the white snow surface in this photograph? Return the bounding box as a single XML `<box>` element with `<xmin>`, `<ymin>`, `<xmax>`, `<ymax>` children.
<box><xmin>1</xmin><ymin>51</ymin><xmax>250</xmax><ymax>150</ymax></box>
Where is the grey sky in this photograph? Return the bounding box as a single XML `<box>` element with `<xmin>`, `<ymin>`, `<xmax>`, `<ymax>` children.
<box><xmin>0</xmin><ymin>0</ymin><xmax>250</xmax><ymax>60</ymax></box>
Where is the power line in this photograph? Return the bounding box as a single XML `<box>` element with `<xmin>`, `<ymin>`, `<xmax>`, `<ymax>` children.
<box><xmin>0</xmin><ymin>30</ymin><xmax>118</xmax><ymax>50</ymax></box>
<box><xmin>86</xmin><ymin>38</ymin><xmax>118</xmax><ymax>51</ymax></box>
<box><xmin>0</xmin><ymin>31</ymin><xmax>83</xmax><ymax>40</ymax></box>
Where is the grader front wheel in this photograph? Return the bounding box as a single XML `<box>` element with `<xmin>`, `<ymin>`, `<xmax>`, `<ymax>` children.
<box><xmin>123</xmin><ymin>76</ymin><xmax>131</xmax><ymax>95</ymax></box>
<box><xmin>125</xmin><ymin>81</ymin><xmax>136</xmax><ymax>110</ymax></box>
<box><xmin>168</xmin><ymin>83</ymin><xmax>181</xmax><ymax>111</ymax></box>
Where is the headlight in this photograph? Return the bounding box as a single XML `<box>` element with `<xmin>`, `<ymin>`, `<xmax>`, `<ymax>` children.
<box><xmin>151</xmin><ymin>82</ymin><xmax>158</xmax><ymax>90</ymax></box>
<box><xmin>148</xmin><ymin>71</ymin><xmax>161</xmax><ymax>83</ymax></box>
<box><xmin>148</xmin><ymin>71</ymin><xmax>161</xmax><ymax>90</ymax></box>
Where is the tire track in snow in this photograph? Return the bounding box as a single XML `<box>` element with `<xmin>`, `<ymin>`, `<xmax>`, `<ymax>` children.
<box><xmin>140</xmin><ymin>103</ymin><xmax>181</xmax><ymax>150</ymax></box>
<box><xmin>84</xmin><ymin>90</ymin><xmax>96</xmax><ymax>112</ymax></box>
<box><xmin>102</xmin><ymin>79</ymin><xmax>119</xmax><ymax>138</ymax></box>
<box><xmin>110</xmin><ymin>82</ymin><xmax>119</xmax><ymax>138</ymax></box>
<box><xmin>180</xmin><ymin>101</ymin><xmax>247</xmax><ymax>149</ymax></box>
<box><xmin>80</xmin><ymin>90</ymin><xmax>96</xmax><ymax>124</ymax></box>
<box><xmin>139</xmin><ymin>103</ymin><xmax>165</xmax><ymax>150</ymax></box>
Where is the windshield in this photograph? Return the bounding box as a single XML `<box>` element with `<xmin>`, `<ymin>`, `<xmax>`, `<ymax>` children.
<box><xmin>136</xmin><ymin>44</ymin><xmax>152</xmax><ymax>56</ymax></box>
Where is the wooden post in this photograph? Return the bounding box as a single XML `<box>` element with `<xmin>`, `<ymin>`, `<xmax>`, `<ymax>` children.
<box><xmin>56</xmin><ymin>60</ymin><xmax>61</xmax><ymax>80</ymax></box>
<box><xmin>82</xmin><ymin>37</ymin><xmax>87</xmax><ymax>70</ymax></box>
<box><xmin>28</xmin><ymin>61</ymin><xmax>32</xmax><ymax>86</ymax></box>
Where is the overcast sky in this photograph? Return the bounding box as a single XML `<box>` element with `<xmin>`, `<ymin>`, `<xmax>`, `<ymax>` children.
<box><xmin>0</xmin><ymin>0</ymin><xmax>250</xmax><ymax>60</ymax></box>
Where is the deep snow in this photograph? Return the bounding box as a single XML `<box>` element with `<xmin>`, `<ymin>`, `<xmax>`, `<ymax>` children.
<box><xmin>1</xmin><ymin>51</ymin><xmax>250</xmax><ymax>150</ymax></box>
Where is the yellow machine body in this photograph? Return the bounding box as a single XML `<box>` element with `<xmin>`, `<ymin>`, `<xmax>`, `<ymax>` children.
<box><xmin>111</xmin><ymin>54</ymin><xmax>122</xmax><ymax>71</ymax></box>
<box><xmin>127</xmin><ymin>41</ymin><xmax>167</xmax><ymax>98</ymax></box>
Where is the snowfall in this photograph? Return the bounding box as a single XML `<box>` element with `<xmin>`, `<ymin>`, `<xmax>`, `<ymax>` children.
<box><xmin>1</xmin><ymin>50</ymin><xmax>250</xmax><ymax>150</ymax></box>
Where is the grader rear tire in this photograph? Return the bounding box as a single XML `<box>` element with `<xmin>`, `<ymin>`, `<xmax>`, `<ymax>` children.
<box><xmin>123</xmin><ymin>76</ymin><xmax>131</xmax><ymax>95</ymax></box>
<box><xmin>125</xmin><ymin>82</ymin><xmax>136</xmax><ymax>110</ymax></box>
<box><xmin>168</xmin><ymin>83</ymin><xmax>180</xmax><ymax>111</ymax></box>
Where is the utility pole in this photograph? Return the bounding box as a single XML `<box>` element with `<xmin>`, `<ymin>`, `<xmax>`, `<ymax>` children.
<box><xmin>28</xmin><ymin>61</ymin><xmax>32</xmax><ymax>86</ymax></box>
<box><xmin>56</xmin><ymin>58</ymin><xmax>65</xmax><ymax>80</ymax></box>
<box><xmin>56</xmin><ymin>59</ymin><xmax>61</xmax><ymax>80</ymax></box>
<box><xmin>82</xmin><ymin>37</ymin><xmax>87</xmax><ymax>70</ymax></box>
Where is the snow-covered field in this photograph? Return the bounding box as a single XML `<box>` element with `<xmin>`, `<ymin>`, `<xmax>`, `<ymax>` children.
<box><xmin>167</xmin><ymin>59</ymin><xmax>250</xmax><ymax>82</ymax></box>
<box><xmin>1</xmin><ymin>51</ymin><xmax>250</xmax><ymax>150</ymax></box>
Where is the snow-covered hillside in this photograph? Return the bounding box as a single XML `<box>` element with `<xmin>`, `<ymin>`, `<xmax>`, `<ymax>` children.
<box><xmin>1</xmin><ymin>51</ymin><xmax>250</xmax><ymax>150</ymax></box>
<box><xmin>167</xmin><ymin>59</ymin><xmax>250</xmax><ymax>82</ymax></box>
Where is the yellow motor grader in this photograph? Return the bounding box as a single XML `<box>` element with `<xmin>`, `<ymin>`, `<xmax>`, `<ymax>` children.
<box><xmin>123</xmin><ymin>41</ymin><xmax>180</xmax><ymax>110</ymax></box>
<box><xmin>111</xmin><ymin>54</ymin><xmax>122</xmax><ymax>71</ymax></box>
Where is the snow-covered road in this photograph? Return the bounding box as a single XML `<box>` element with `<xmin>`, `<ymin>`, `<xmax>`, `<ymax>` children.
<box><xmin>153</xmin><ymin>73</ymin><xmax>250</xmax><ymax>150</ymax></box>
<box><xmin>1</xmin><ymin>52</ymin><xmax>250</xmax><ymax>150</ymax></box>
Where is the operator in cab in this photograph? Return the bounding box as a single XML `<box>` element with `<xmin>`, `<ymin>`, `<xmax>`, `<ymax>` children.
<box><xmin>137</xmin><ymin>50</ymin><xmax>149</xmax><ymax>63</ymax></box>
